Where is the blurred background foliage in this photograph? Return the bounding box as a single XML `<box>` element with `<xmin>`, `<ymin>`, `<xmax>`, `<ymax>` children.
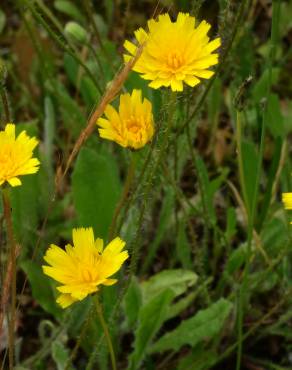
<box><xmin>0</xmin><ymin>0</ymin><xmax>292</xmax><ymax>369</ymax></box>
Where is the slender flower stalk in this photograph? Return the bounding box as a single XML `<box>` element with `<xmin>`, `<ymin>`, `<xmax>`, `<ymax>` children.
<box><xmin>2</xmin><ymin>188</ymin><xmax>17</xmax><ymax>370</ymax></box>
<box><xmin>84</xmin><ymin>92</ymin><xmax>177</xmax><ymax>370</ymax></box>
<box><xmin>108</xmin><ymin>153</ymin><xmax>136</xmax><ymax>240</ymax></box>
<box><xmin>236</xmin><ymin>111</ymin><xmax>250</xmax><ymax>218</ymax></box>
<box><xmin>128</xmin><ymin>91</ymin><xmax>177</xmax><ymax>276</ymax></box>
<box><xmin>94</xmin><ymin>296</ymin><xmax>117</xmax><ymax>370</ymax></box>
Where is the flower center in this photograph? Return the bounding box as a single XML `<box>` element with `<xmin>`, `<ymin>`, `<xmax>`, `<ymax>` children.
<box><xmin>125</xmin><ymin>116</ymin><xmax>142</xmax><ymax>134</ymax></box>
<box><xmin>82</xmin><ymin>268</ymin><xmax>93</xmax><ymax>282</ymax></box>
<box><xmin>167</xmin><ymin>52</ymin><xmax>184</xmax><ymax>69</ymax></box>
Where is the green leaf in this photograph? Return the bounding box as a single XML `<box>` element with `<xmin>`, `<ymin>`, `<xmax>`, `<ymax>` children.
<box><xmin>51</xmin><ymin>340</ymin><xmax>70</xmax><ymax>370</ymax></box>
<box><xmin>10</xmin><ymin>175</ymin><xmax>39</xmax><ymax>250</ymax></box>
<box><xmin>166</xmin><ymin>291</ymin><xmax>196</xmax><ymax>321</ymax></box>
<box><xmin>10</xmin><ymin>122</ymin><xmax>40</xmax><ymax>249</ymax></box>
<box><xmin>141</xmin><ymin>269</ymin><xmax>198</xmax><ymax>303</ymax></box>
<box><xmin>46</xmin><ymin>80</ymin><xmax>86</xmax><ymax>139</ymax></box>
<box><xmin>0</xmin><ymin>9</ymin><xmax>6</xmax><ymax>34</ymax></box>
<box><xmin>226</xmin><ymin>244</ymin><xmax>247</xmax><ymax>275</ymax></box>
<box><xmin>72</xmin><ymin>147</ymin><xmax>121</xmax><ymax>239</ymax></box>
<box><xmin>176</xmin><ymin>220</ymin><xmax>192</xmax><ymax>269</ymax></box>
<box><xmin>261</xmin><ymin>217</ymin><xmax>288</xmax><ymax>256</ymax></box>
<box><xmin>128</xmin><ymin>289</ymin><xmax>174</xmax><ymax>370</ymax></box>
<box><xmin>142</xmin><ymin>187</ymin><xmax>175</xmax><ymax>272</ymax></box>
<box><xmin>65</xmin><ymin>21</ymin><xmax>88</xmax><ymax>44</ymax></box>
<box><xmin>123</xmin><ymin>276</ymin><xmax>142</xmax><ymax>328</ymax></box>
<box><xmin>21</xmin><ymin>260</ymin><xmax>62</xmax><ymax>318</ymax></box>
<box><xmin>54</xmin><ymin>0</ymin><xmax>85</xmax><ymax>23</ymax></box>
<box><xmin>266</xmin><ymin>93</ymin><xmax>284</xmax><ymax>138</ymax></box>
<box><xmin>257</xmin><ymin>137</ymin><xmax>282</xmax><ymax>229</ymax></box>
<box><xmin>178</xmin><ymin>348</ymin><xmax>217</xmax><ymax>370</ymax></box>
<box><xmin>225</xmin><ymin>207</ymin><xmax>237</xmax><ymax>242</ymax></box>
<box><xmin>252</xmin><ymin>68</ymin><xmax>280</xmax><ymax>104</ymax></box>
<box><xmin>149</xmin><ymin>298</ymin><xmax>233</xmax><ymax>353</ymax></box>
<box><xmin>241</xmin><ymin>140</ymin><xmax>258</xmax><ymax>215</ymax></box>
<box><xmin>63</xmin><ymin>53</ymin><xmax>100</xmax><ymax>108</ymax></box>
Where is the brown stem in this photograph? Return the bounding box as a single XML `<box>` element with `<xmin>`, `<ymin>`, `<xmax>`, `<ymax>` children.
<box><xmin>56</xmin><ymin>44</ymin><xmax>144</xmax><ymax>191</ymax></box>
<box><xmin>0</xmin><ymin>89</ymin><xmax>10</xmax><ymax>125</ymax></box>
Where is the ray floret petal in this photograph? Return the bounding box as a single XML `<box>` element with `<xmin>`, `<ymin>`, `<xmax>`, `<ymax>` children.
<box><xmin>97</xmin><ymin>89</ymin><xmax>154</xmax><ymax>149</ymax></box>
<box><xmin>124</xmin><ymin>12</ymin><xmax>221</xmax><ymax>91</ymax></box>
<box><xmin>42</xmin><ymin>227</ymin><xmax>129</xmax><ymax>308</ymax></box>
<box><xmin>0</xmin><ymin>123</ymin><xmax>40</xmax><ymax>187</ymax></box>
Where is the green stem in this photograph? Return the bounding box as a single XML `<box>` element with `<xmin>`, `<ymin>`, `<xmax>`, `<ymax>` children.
<box><xmin>22</xmin><ymin>0</ymin><xmax>102</xmax><ymax>94</ymax></box>
<box><xmin>235</xmin><ymin>111</ymin><xmax>250</xmax><ymax>218</ymax></box>
<box><xmin>177</xmin><ymin>0</ymin><xmax>249</xmax><ymax>138</ymax></box>
<box><xmin>94</xmin><ymin>296</ymin><xmax>117</xmax><ymax>370</ymax></box>
<box><xmin>128</xmin><ymin>91</ymin><xmax>176</xmax><ymax>276</ymax></box>
<box><xmin>2</xmin><ymin>188</ymin><xmax>16</xmax><ymax>370</ymax></box>
<box><xmin>235</xmin><ymin>1</ymin><xmax>280</xmax><ymax>368</ymax></box>
<box><xmin>108</xmin><ymin>153</ymin><xmax>136</xmax><ymax>241</ymax></box>
<box><xmin>85</xmin><ymin>91</ymin><xmax>177</xmax><ymax>370</ymax></box>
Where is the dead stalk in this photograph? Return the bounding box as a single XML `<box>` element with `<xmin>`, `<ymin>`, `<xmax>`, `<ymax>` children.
<box><xmin>56</xmin><ymin>45</ymin><xmax>144</xmax><ymax>190</ymax></box>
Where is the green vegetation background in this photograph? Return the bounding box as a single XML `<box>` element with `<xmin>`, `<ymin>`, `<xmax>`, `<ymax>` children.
<box><xmin>0</xmin><ymin>0</ymin><xmax>291</xmax><ymax>369</ymax></box>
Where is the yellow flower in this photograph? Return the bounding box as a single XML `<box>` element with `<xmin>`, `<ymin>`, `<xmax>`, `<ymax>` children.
<box><xmin>124</xmin><ymin>12</ymin><xmax>221</xmax><ymax>91</ymax></box>
<box><xmin>42</xmin><ymin>228</ymin><xmax>129</xmax><ymax>308</ymax></box>
<box><xmin>282</xmin><ymin>192</ymin><xmax>292</xmax><ymax>210</ymax></box>
<box><xmin>0</xmin><ymin>123</ymin><xmax>40</xmax><ymax>187</ymax></box>
<box><xmin>97</xmin><ymin>89</ymin><xmax>154</xmax><ymax>149</ymax></box>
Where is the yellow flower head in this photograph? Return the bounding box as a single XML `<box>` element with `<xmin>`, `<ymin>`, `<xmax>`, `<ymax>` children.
<box><xmin>282</xmin><ymin>192</ymin><xmax>292</xmax><ymax>210</ymax></box>
<box><xmin>97</xmin><ymin>89</ymin><xmax>154</xmax><ymax>149</ymax></box>
<box><xmin>42</xmin><ymin>228</ymin><xmax>129</xmax><ymax>308</ymax></box>
<box><xmin>0</xmin><ymin>123</ymin><xmax>40</xmax><ymax>187</ymax></box>
<box><xmin>124</xmin><ymin>12</ymin><xmax>221</xmax><ymax>91</ymax></box>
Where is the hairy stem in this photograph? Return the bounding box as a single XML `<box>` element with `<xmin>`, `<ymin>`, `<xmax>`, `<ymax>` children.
<box><xmin>2</xmin><ymin>188</ymin><xmax>17</xmax><ymax>370</ymax></box>
<box><xmin>108</xmin><ymin>153</ymin><xmax>136</xmax><ymax>241</ymax></box>
<box><xmin>94</xmin><ymin>296</ymin><xmax>117</xmax><ymax>370</ymax></box>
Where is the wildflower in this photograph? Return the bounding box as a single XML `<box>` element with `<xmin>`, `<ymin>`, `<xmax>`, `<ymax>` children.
<box><xmin>97</xmin><ymin>89</ymin><xmax>154</xmax><ymax>149</ymax></box>
<box><xmin>124</xmin><ymin>13</ymin><xmax>221</xmax><ymax>91</ymax></box>
<box><xmin>0</xmin><ymin>123</ymin><xmax>40</xmax><ymax>187</ymax></box>
<box><xmin>282</xmin><ymin>192</ymin><xmax>292</xmax><ymax>210</ymax></box>
<box><xmin>42</xmin><ymin>228</ymin><xmax>128</xmax><ymax>308</ymax></box>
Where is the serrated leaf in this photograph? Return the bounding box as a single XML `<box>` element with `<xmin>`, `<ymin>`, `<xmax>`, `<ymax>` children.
<box><xmin>149</xmin><ymin>298</ymin><xmax>233</xmax><ymax>353</ymax></box>
<box><xmin>72</xmin><ymin>147</ymin><xmax>121</xmax><ymax>239</ymax></box>
<box><xmin>123</xmin><ymin>276</ymin><xmax>142</xmax><ymax>328</ymax></box>
<box><xmin>51</xmin><ymin>340</ymin><xmax>70</xmax><ymax>370</ymax></box>
<box><xmin>141</xmin><ymin>269</ymin><xmax>198</xmax><ymax>303</ymax></box>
